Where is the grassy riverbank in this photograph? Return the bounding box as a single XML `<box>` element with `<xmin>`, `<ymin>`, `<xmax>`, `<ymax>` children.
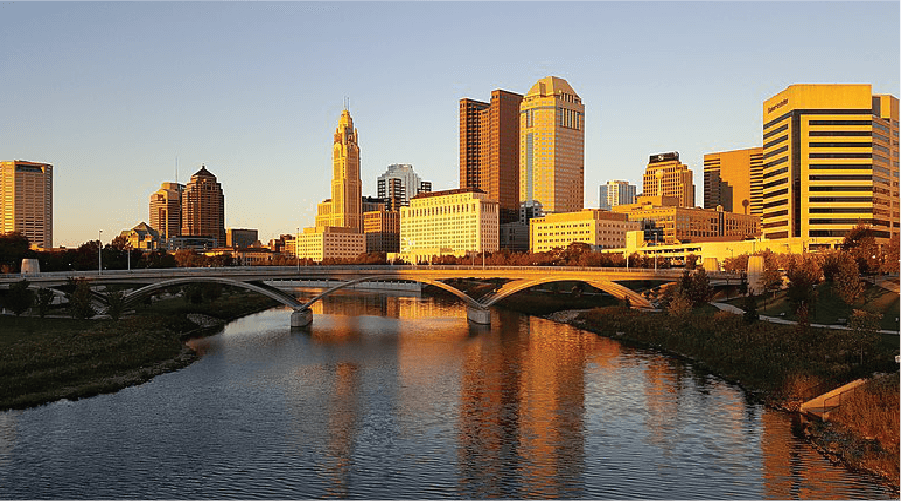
<box><xmin>0</xmin><ymin>291</ymin><xmax>279</xmax><ymax>411</ymax></box>
<box><xmin>570</xmin><ymin>305</ymin><xmax>900</xmax><ymax>487</ymax></box>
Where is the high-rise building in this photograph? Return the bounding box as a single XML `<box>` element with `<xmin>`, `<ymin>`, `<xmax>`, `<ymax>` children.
<box><xmin>226</xmin><ymin>228</ymin><xmax>259</xmax><ymax>249</ymax></box>
<box><xmin>761</xmin><ymin>84</ymin><xmax>899</xmax><ymax>241</ymax></box>
<box><xmin>642</xmin><ymin>152</ymin><xmax>695</xmax><ymax>208</ymax></box>
<box><xmin>363</xmin><ymin>200</ymin><xmax>400</xmax><ymax>254</ymax></box>
<box><xmin>377</xmin><ymin>163</ymin><xmax>424</xmax><ymax>209</ymax></box>
<box><xmin>598</xmin><ymin>180</ymin><xmax>637</xmax><ymax>211</ymax></box>
<box><xmin>181</xmin><ymin>165</ymin><xmax>226</xmax><ymax>247</ymax></box>
<box><xmin>519</xmin><ymin>76</ymin><xmax>585</xmax><ymax>214</ymax></box>
<box><xmin>149</xmin><ymin>182</ymin><xmax>184</xmax><ymax>242</ymax></box>
<box><xmin>0</xmin><ymin>161</ymin><xmax>53</xmax><ymax>249</ymax></box>
<box><xmin>399</xmin><ymin>188</ymin><xmax>499</xmax><ymax>259</ymax></box>
<box><xmin>327</xmin><ymin>109</ymin><xmax>363</xmax><ymax>231</ymax></box>
<box><xmin>460</xmin><ymin>89</ymin><xmax>523</xmax><ymax>223</ymax></box>
<box><xmin>703</xmin><ymin>147</ymin><xmax>763</xmax><ymax>215</ymax></box>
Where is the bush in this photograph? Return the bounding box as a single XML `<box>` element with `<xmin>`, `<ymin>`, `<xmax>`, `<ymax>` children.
<box><xmin>35</xmin><ymin>288</ymin><xmax>55</xmax><ymax>318</ymax></box>
<box><xmin>67</xmin><ymin>277</ymin><xmax>96</xmax><ymax>320</ymax></box>
<box><xmin>5</xmin><ymin>280</ymin><xmax>34</xmax><ymax>316</ymax></box>
<box><xmin>106</xmin><ymin>290</ymin><xmax>126</xmax><ymax>320</ymax></box>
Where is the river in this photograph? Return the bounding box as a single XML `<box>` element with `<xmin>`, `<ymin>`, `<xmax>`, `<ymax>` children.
<box><xmin>0</xmin><ymin>291</ymin><xmax>894</xmax><ymax>499</ymax></box>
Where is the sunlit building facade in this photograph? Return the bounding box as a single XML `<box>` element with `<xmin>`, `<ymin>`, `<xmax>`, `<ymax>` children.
<box><xmin>519</xmin><ymin>76</ymin><xmax>585</xmax><ymax>214</ymax></box>
<box><xmin>761</xmin><ymin>84</ymin><xmax>900</xmax><ymax>242</ymax></box>
<box><xmin>612</xmin><ymin>195</ymin><xmax>760</xmax><ymax>244</ymax></box>
<box><xmin>181</xmin><ymin>166</ymin><xmax>226</xmax><ymax>247</ymax></box>
<box><xmin>529</xmin><ymin>209</ymin><xmax>639</xmax><ymax>253</ymax></box>
<box><xmin>703</xmin><ymin>147</ymin><xmax>763</xmax><ymax>215</ymax></box>
<box><xmin>295</xmin><ymin>226</ymin><xmax>364</xmax><ymax>262</ymax></box>
<box><xmin>0</xmin><ymin>160</ymin><xmax>52</xmax><ymax>249</ymax></box>
<box><xmin>377</xmin><ymin>163</ymin><xmax>425</xmax><ymax>209</ymax></box>
<box><xmin>322</xmin><ymin>109</ymin><xmax>363</xmax><ymax>232</ymax></box>
<box><xmin>399</xmin><ymin>188</ymin><xmax>499</xmax><ymax>259</ymax></box>
<box><xmin>363</xmin><ymin>200</ymin><xmax>400</xmax><ymax>254</ymax></box>
<box><xmin>642</xmin><ymin>152</ymin><xmax>695</xmax><ymax>208</ymax></box>
<box><xmin>149</xmin><ymin>181</ymin><xmax>183</xmax><ymax>243</ymax></box>
<box><xmin>598</xmin><ymin>179</ymin><xmax>637</xmax><ymax>211</ymax></box>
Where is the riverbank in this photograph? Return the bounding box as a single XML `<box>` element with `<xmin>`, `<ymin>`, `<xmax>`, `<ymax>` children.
<box><xmin>0</xmin><ymin>292</ymin><xmax>278</xmax><ymax>411</ymax></box>
<box><xmin>547</xmin><ymin>305</ymin><xmax>899</xmax><ymax>489</ymax></box>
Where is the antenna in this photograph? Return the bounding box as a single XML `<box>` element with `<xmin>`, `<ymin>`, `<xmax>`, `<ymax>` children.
<box><xmin>344</xmin><ymin>96</ymin><xmax>349</xmax><ymax>110</ymax></box>
<box><xmin>175</xmin><ymin>155</ymin><xmax>179</xmax><ymax>184</ymax></box>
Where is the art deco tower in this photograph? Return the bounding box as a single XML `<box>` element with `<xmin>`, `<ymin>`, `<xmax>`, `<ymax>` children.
<box><xmin>642</xmin><ymin>152</ymin><xmax>695</xmax><ymax>208</ymax></box>
<box><xmin>181</xmin><ymin>165</ymin><xmax>226</xmax><ymax>246</ymax></box>
<box><xmin>519</xmin><ymin>76</ymin><xmax>585</xmax><ymax>214</ymax></box>
<box><xmin>325</xmin><ymin>109</ymin><xmax>363</xmax><ymax>231</ymax></box>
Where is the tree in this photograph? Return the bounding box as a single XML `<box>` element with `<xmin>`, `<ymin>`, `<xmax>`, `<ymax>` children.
<box><xmin>668</xmin><ymin>289</ymin><xmax>692</xmax><ymax>318</ymax></box>
<box><xmin>759</xmin><ymin>252</ymin><xmax>783</xmax><ymax>311</ymax></box>
<box><xmin>5</xmin><ymin>279</ymin><xmax>34</xmax><ymax>315</ymax></box>
<box><xmin>786</xmin><ymin>255</ymin><xmax>820</xmax><ymax>320</ymax></box>
<box><xmin>742</xmin><ymin>292</ymin><xmax>758</xmax><ymax>324</ymax></box>
<box><xmin>0</xmin><ymin>232</ymin><xmax>31</xmax><ymax>273</ymax></box>
<box><xmin>67</xmin><ymin>277</ymin><xmax>96</xmax><ymax>319</ymax></box>
<box><xmin>844</xmin><ymin>224</ymin><xmax>879</xmax><ymax>275</ymax></box>
<box><xmin>105</xmin><ymin>290</ymin><xmax>126</xmax><ymax>320</ymax></box>
<box><xmin>684</xmin><ymin>254</ymin><xmax>699</xmax><ymax>270</ymax></box>
<box><xmin>35</xmin><ymin>288</ymin><xmax>56</xmax><ymax>318</ymax></box>
<box><xmin>834</xmin><ymin>253</ymin><xmax>865</xmax><ymax>306</ymax></box>
<box><xmin>688</xmin><ymin>267</ymin><xmax>712</xmax><ymax>306</ymax></box>
<box><xmin>849</xmin><ymin>309</ymin><xmax>882</xmax><ymax>365</ymax></box>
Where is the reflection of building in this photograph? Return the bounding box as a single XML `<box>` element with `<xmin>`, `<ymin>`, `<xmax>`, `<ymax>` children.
<box><xmin>398</xmin><ymin>188</ymin><xmax>499</xmax><ymax>260</ymax></box>
<box><xmin>0</xmin><ymin>160</ymin><xmax>53</xmax><ymax>249</ymax></box>
<box><xmin>118</xmin><ymin>221</ymin><xmax>160</xmax><ymax>250</ymax></box>
<box><xmin>704</xmin><ymin>147</ymin><xmax>763</xmax><ymax>215</ymax></box>
<box><xmin>599</xmin><ymin>180</ymin><xmax>637</xmax><ymax>211</ymax></box>
<box><xmin>520</xmin><ymin>76</ymin><xmax>585</xmax><ymax>214</ymax></box>
<box><xmin>761</xmin><ymin>84</ymin><xmax>899</xmax><ymax>242</ymax></box>
<box><xmin>181</xmin><ymin>166</ymin><xmax>225</xmax><ymax>247</ymax></box>
<box><xmin>529</xmin><ymin>209</ymin><xmax>639</xmax><ymax>252</ymax></box>
<box><xmin>460</xmin><ymin>89</ymin><xmax>523</xmax><ymax>223</ymax></box>
<box><xmin>612</xmin><ymin>195</ymin><xmax>760</xmax><ymax>244</ymax></box>
<box><xmin>226</xmin><ymin>228</ymin><xmax>258</xmax><ymax>249</ymax></box>
<box><xmin>643</xmin><ymin>152</ymin><xmax>695</xmax><ymax>208</ymax></box>
<box><xmin>149</xmin><ymin>182</ymin><xmax>183</xmax><ymax>243</ymax></box>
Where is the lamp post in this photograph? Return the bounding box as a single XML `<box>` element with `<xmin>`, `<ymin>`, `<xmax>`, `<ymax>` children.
<box><xmin>296</xmin><ymin>227</ymin><xmax>300</xmax><ymax>274</ymax></box>
<box><xmin>98</xmin><ymin>229</ymin><xmax>103</xmax><ymax>275</ymax></box>
<box><xmin>127</xmin><ymin>242</ymin><xmax>131</xmax><ymax>271</ymax></box>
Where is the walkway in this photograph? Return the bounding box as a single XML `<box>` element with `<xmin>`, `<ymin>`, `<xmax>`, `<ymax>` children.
<box><xmin>711</xmin><ymin>302</ymin><xmax>900</xmax><ymax>335</ymax></box>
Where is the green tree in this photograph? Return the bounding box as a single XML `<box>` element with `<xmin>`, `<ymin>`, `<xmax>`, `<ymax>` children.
<box><xmin>786</xmin><ymin>255</ymin><xmax>820</xmax><ymax>321</ymax></box>
<box><xmin>742</xmin><ymin>292</ymin><xmax>758</xmax><ymax>324</ymax></box>
<box><xmin>0</xmin><ymin>232</ymin><xmax>31</xmax><ymax>273</ymax></box>
<box><xmin>6</xmin><ymin>279</ymin><xmax>34</xmax><ymax>315</ymax></box>
<box><xmin>35</xmin><ymin>288</ymin><xmax>56</xmax><ymax>318</ymax></box>
<box><xmin>834</xmin><ymin>253</ymin><xmax>865</xmax><ymax>306</ymax></box>
<box><xmin>67</xmin><ymin>277</ymin><xmax>96</xmax><ymax>319</ymax></box>
<box><xmin>105</xmin><ymin>290</ymin><xmax>126</xmax><ymax>320</ymax></box>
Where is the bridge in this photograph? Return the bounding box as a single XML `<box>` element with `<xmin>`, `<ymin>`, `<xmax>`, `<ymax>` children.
<box><xmin>1</xmin><ymin>265</ymin><xmax>741</xmax><ymax>326</ymax></box>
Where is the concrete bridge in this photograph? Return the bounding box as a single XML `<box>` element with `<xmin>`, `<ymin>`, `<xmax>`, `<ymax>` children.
<box><xmin>1</xmin><ymin>265</ymin><xmax>741</xmax><ymax>326</ymax></box>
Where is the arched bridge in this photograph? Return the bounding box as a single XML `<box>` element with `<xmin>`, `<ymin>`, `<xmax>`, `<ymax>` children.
<box><xmin>1</xmin><ymin>265</ymin><xmax>741</xmax><ymax>326</ymax></box>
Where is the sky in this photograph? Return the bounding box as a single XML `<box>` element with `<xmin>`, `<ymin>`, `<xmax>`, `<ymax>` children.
<box><xmin>2</xmin><ymin>1</ymin><xmax>899</xmax><ymax>248</ymax></box>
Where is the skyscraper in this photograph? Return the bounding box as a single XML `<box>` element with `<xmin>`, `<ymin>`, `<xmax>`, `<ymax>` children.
<box><xmin>377</xmin><ymin>163</ymin><xmax>422</xmax><ymax>209</ymax></box>
<box><xmin>703</xmin><ymin>147</ymin><xmax>763</xmax><ymax>215</ymax></box>
<box><xmin>460</xmin><ymin>89</ymin><xmax>523</xmax><ymax>223</ymax></box>
<box><xmin>598</xmin><ymin>180</ymin><xmax>637</xmax><ymax>211</ymax></box>
<box><xmin>519</xmin><ymin>76</ymin><xmax>584</xmax><ymax>214</ymax></box>
<box><xmin>642</xmin><ymin>152</ymin><xmax>695</xmax><ymax>208</ymax></box>
<box><xmin>328</xmin><ymin>109</ymin><xmax>363</xmax><ymax>231</ymax></box>
<box><xmin>0</xmin><ymin>160</ymin><xmax>52</xmax><ymax>248</ymax></box>
<box><xmin>761</xmin><ymin>84</ymin><xmax>899</xmax><ymax>241</ymax></box>
<box><xmin>149</xmin><ymin>182</ymin><xmax>183</xmax><ymax>241</ymax></box>
<box><xmin>181</xmin><ymin>165</ymin><xmax>225</xmax><ymax>246</ymax></box>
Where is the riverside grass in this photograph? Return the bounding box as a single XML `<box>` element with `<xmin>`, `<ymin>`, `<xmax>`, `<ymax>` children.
<box><xmin>0</xmin><ymin>292</ymin><xmax>279</xmax><ymax>410</ymax></box>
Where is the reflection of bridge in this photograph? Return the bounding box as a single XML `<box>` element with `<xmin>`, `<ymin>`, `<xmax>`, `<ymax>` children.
<box><xmin>1</xmin><ymin>265</ymin><xmax>740</xmax><ymax>325</ymax></box>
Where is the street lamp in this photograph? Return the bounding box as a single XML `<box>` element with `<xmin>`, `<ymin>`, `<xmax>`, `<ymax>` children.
<box><xmin>296</xmin><ymin>227</ymin><xmax>300</xmax><ymax>274</ymax></box>
<box><xmin>98</xmin><ymin>229</ymin><xmax>103</xmax><ymax>275</ymax></box>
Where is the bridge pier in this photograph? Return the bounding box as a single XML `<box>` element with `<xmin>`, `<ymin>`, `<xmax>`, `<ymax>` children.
<box><xmin>466</xmin><ymin>307</ymin><xmax>491</xmax><ymax>325</ymax></box>
<box><xmin>291</xmin><ymin>308</ymin><xmax>313</xmax><ymax>328</ymax></box>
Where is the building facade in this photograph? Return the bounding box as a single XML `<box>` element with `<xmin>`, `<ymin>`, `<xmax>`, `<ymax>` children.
<box><xmin>181</xmin><ymin>166</ymin><xmax>226</xmax><ymax>247</ymax></box>
<box><xmin>761</xmin><ymin>84</ymin><xmax>900</xmax><ymax>242</ymax></box>
<box><xmin>519</xmin><ymin>76</ymin><xmax>585</xmax><ymax>214</ymax></box>
<box><xmin>294</xmin><ymin>226</ymin><xmax>365</xmax><ymax>262</ymax></box>
<box><xmin>149</xmin><ymin>182</ymin><xmax>183</xmax><ymax>243</ymax></box>
<box><xmin>642</xmin><ymin>152</ymin><xmax>695</xmax><ymax>208</ymax></box>
<box><xmin>0</xmin><ymin>161</ymin><xmax>53</xmax><ymax>249</ymax></box>
<box><xmin>377</xmin><ymin>163</ymin><xmax>425</xmax><ymax>209</ymax></box>
<box><xmin>118</xmin><ymin>221</ymin><xmax>160</xmax><ymax>250</ymax></box>
<box><xmin>326</xmin><ymin>109</ymin><xmax>363</xmax><ymax>232</ymax></box>
<box><xmin>704</xmin><ymin>147</ymin><xmax>763</xmax><ymax>215</ymax></box>
<box><xmin>460</xmin><ymin>89</ymin><xmax>523</xmax><ymax>224</ymax></box>
<box><xmin>529</xmin><ymin>209</ymin><xmax>640</xmax><ymax>253</ymax></box>
<box><xmin>612</xmin><ymin>195</ymin><xmax>760</xmax><ymax>244</ymax></box>
<box><xmin>363</xmin><ymin>203</ymin><xmax>400</xmax><ymax>254</ymax></box>
<box><xmin>226</xmin><ymin>228</ymin><xmax>259</xmax><ymax>249</ymax></box>
<box><xmin>599</xmin><ymin>180</ymin><xmax>637</xmax><ymax>211</ymax></box>
<box><xmin>399</xmin><ymin>188</ymin><xmax>499</xmax><ymax>259</ymax></box>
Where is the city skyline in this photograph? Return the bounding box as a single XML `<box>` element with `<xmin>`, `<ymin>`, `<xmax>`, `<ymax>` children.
<box><xmin>1</xmin><ymin>2</ymin><xmax>898</xmax><ymax>247</ymax></box>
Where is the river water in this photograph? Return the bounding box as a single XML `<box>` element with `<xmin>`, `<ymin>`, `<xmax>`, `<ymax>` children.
<box><xmin>0</xmin><ymin>292</ymin><xmax>895</xmax><ymax>499</ymax></box>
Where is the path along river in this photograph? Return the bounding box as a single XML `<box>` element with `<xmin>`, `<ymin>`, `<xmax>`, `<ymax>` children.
<box><xmin>0</xmin><ymin>291</ymin><xmax>895</xmax><ymax>499</ymax></box>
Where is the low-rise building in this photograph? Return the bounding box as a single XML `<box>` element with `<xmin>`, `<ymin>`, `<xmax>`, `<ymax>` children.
<box><xmin>118</xmin><ymin>222</ymin><xmax>161</xmax><ymax>250</ymax></box>
<box><xmin>612</xmin><ymin>195</ymin><xmax>760</xmax><ymax>244</ymax></box>
<box><xmin>398</xmin><ymin>188</ymin><xmax>499</xmax><ymax>260</ymax></box>
<box><xmin>294</xmin><ymin>226</ymin><xmax>364</xmax><ymax>262</ymax></box>
<box><xmin>529</xmin><ymin>209</ymin><xmax>640</xmax><ymax>253</ymax></box>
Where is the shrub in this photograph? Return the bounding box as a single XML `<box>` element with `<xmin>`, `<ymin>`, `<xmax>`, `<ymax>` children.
<box><xmin>106</xmin><ymin>290</ymin><xmax>126</xmax><ymax>320</ymax></box>
<box><xmin>35</xmin><ymin>288</ymin><xmax>55</xmax><ymax>318</ymax></box>
<box><xmin>67</xmin><ymin>277</ymin><xmax>96</xmax><ymax>320</ymax></box>
<box><xmin>5</xmin><ymin>279</ymin><xmax>34</xmax><ymax>316</ymax></box>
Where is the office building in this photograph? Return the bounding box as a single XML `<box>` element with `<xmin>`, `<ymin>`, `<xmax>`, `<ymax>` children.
<box><xmin>295</xmin><ymin>226</ymin><xmax>365</xmax><ymax>262</ymax></box>
<box><xmin>460</xmin><ymin>89</ymin><xmax>523</xmax><ymax>223</ymax></box>
<box><xmin>612</xmin><ymin>195</ymin><xmax>760</xmax><ymax>244</ymax></box>
<box><xmin>399</xmin><ymin>188</ymin><xmax>499</xmax><ymax>260</ymax></box>
<box><xmin>642</xmin><ymin>152</ymin><xmax>695</xmax><ymax>208</ymax></box>
<box><xmin>363</xmin><ymin>200</ymin><xmax>400</xmax><ymax>254</ymax></box>
<box><xmin>321</xmin><ymin>109</ymin><xmax>363</xmax><ymax>232</ymax></box>
<box><xmin>529</xmin><ymin>209</ymin><xmax>639</xmax><ymax>253</ymax></box>
<box><xmin>149</xmin><ymin>182</ymin><xmax>183</xmax><ymax>243</ymax></box>
<box><xmin>181</xmin><ymin>165</ymin><xmax>226</xmax><ymax>247</ymax></box>
<box><xmin>704</xmin><ymin>147</ymin><xmax>763</xmax><ymax>215</ymax></box>
<box><xmin>377</xmin><ymin>163</ymin><xmax>426</xmax><ymax>209</ymax></box>
<box><xmin>520</xmin><ymin>76</ymin><xmax>585</xmax><ymax>214</ymax></box>
<box><xmin>0</xmin><ymin>161</ymin><xmax>53</xmax><ymax>249</ymax></box>
<box><xmin>226</xmin><ymin>228</ymin><xmax>259</xmax><ymax>249</ymax></box>
<box><xmin>118</xmin><ymin>222</ymin><xmax>160</xmax><ymax>250</ymax></box>
<box><xmin>599</xmin><ymin>180</ymin><xmax>637</xmax><ymax>211</ymax></box>
<box><xmin>761</xmin><ymin>84</ymin><xmax>899</xmax><ymax>242</ymax></box>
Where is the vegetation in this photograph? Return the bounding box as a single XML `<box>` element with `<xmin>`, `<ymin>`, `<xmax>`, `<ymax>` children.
<box><xmin>66</xmin><ymin>277</ymin><xmax>96</xmax><ymax>319</ymax></box>
<box><xmin>5</xmin><ymin>279</ymin><xmax>34</xmax><ymax>315</ymax></box>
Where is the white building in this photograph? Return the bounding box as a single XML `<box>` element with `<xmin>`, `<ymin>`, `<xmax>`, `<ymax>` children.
<box><xmin>293</xmin><ymin>226</ymin><xmax>364</xmax><ymax>262</ymax></box>
<box><xmin>398</xmin><ymin>188</ymin><xmax>499</xmax><ymax>262</ymax></box>
<box><xmin>377</xmin><ymin>163</ymin><xmax>427</xmax><ymax>207</ymax></box>
<box><xmin>599</xmin><ymin>179</ymin><xmax>637</xmax><ymax>211</ymax></box>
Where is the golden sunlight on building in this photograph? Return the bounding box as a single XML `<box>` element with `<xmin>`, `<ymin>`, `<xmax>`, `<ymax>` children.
<box><xmin>642</xmin><ymin>152</ymin><xmax>695</xmax><ymax>208</ymax></box>
<box><xmin>612</xmin><ymin>195</ymin><xmax>759</xmax><ymax>245</ymax></box>
<box><xmin>529</xmin><ymin>209</ymin><xmax>640</xmax><ymax>253</ymax></box>
<box><xmin>0</xmin><ymin>160</ymin><xmax>53</xmax><ymax>249</ymax></box>
<box><xmin>704</xmin><ymin>147</ymin><xmax>763</xmax><ymax>215</ymax></box>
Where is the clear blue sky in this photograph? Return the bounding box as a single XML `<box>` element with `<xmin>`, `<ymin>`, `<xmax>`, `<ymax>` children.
<box><xmin>2</xmin><ymin>1</ymin><xmax>898</xmax><ymax>248</ymax></box>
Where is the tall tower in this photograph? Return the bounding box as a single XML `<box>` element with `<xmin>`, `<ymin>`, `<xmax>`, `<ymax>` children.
<box><xmin>519</xmin><ymin>76</ymin><xmax>585</xmax><ymax>214</ymax></box>
<box><xmin>642</xmin><ymin>152</ymin><xmax>695</xmax><ymax>208</ymax></box>
<box><xmin>149</xmin><ymin>182</ymin><xmax>184</xmax><ymax>241</ymax></box>
<box><xmin>377</xmin><ymin>163</ymin><xmax>422</xmax><ymax>208</ymax></box>
<box><xmin>459</xmin><ymin>89</ymin><xmax>523</xmax><ymax>223</ymax></box>
<box><xmin>761</xmin><ymin>84</ymin><xmax>899</xmax><ymax>241</ymax></box>
<box><xmin>599</xmin><ymin>180</ymin><xmax>637</xmax><ymax>211</ymax></box>
<box><xmin>329</xmin><ymin>109</ymin><xmax>363</xmax><ymax>231</ymax></box>
<box><xmin>703</xmin><ymin>147</ymin><xmax>763</xmax><ymax>214</ymax></box>
<box><xmin>0</xmin><ymin>161</ymin><xmax>53</xmax><ymax>248</ymax></box>
<box><xmin>181</xmin><ymin>165</ymin><xmax>225</xmax><ymax>246</ymax></box>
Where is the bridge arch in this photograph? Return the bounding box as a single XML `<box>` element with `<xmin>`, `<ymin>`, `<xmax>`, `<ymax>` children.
<box><xmin>124</xmin><ymin>277</ymin><xmax>304</xmax><ymax>309</ymax></box>
<box><xmin>297</xmin><ymin>275</ymin><xmax>482</xmax><ymax>310</ymax></box>
<box><xmin>483</xmin><ymin>276</ymin><xmax>652</xmax><ymax>309</ymax></box>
